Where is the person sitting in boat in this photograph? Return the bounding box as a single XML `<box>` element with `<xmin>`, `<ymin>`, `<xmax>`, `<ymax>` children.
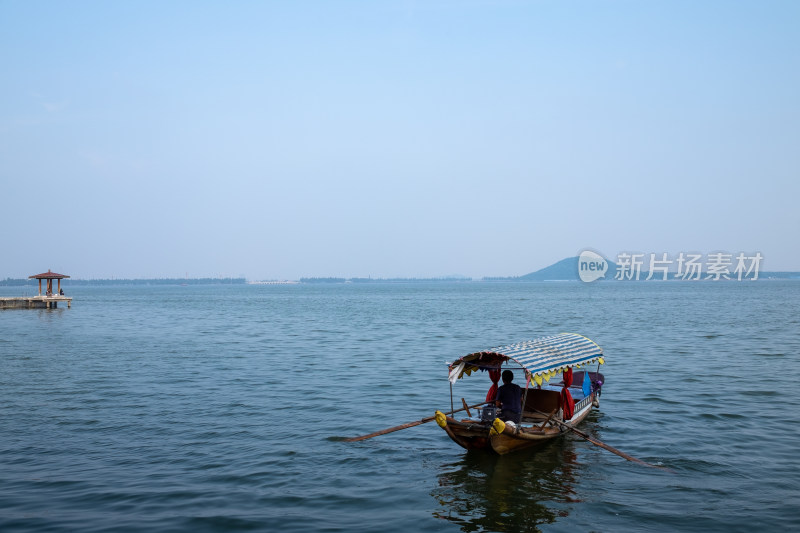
<box><xmin>495</xmin><ymin>370</ymin><xmax>522</xmax><ymax>423</ymax></box>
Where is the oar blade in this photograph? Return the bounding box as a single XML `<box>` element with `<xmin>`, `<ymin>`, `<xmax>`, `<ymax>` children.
<box><xmin>343</xmin><ymin>418</ymin><xmax>430</xmax><ymax>442</ymax></box>
<box><xmin>531</xmin><ymin>408</ymin><xmax>672</xmax><ymax>472</ymax></box>
<box><xmin>343</xmin><ymin>401</ymin><xmax>488</xmax><ymax>442</ymax></box>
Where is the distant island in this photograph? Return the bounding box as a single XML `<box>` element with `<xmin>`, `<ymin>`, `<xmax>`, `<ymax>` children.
<box><xmin>483</xmin><ymin>257</ymin><xmax>619</xmax><ymax>282</ymax></box>
<box><xmin>484</xmin><ymin>256</ymin><xmax>800</xmax><ymax>281</ymax></box>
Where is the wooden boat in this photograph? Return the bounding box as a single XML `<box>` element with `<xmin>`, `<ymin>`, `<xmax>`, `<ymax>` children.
<box><xmin>435</xmin><ymin>333</ymin><xmax>605</xmax><ymax>455</ymax></box>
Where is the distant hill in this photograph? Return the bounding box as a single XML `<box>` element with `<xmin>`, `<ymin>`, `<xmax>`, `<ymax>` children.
<box><xmin>517</xmin><ymin>256</ymin><xmax>616</xmax><ymax>281</ymax></box>
<box><xmin>518</xmin><ymin>257</ymin><xmax>578</xmax><ymax>281</ymax></box>
<box><xmin>505</xmin><ymin>257</ymin><xmax>799</xmax><ymax>281</ymax></box>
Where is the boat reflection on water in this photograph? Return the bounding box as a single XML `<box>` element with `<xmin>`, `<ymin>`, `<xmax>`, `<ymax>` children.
<box><xmin>432</xmin><ymin>438</ymin><xmax>584</xmax><ymax>532</ymax></box>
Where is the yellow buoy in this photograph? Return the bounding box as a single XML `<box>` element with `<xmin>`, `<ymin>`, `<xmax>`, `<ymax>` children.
<box><xmin>490</xmin><ymin>417</ymin><xmax>506</xmax><ymax>436</ymax></box>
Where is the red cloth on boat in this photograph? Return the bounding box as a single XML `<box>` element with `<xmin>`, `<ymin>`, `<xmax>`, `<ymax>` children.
<box><xmin>561</xmin><ymin>368</ymin><xmax>575</xmax><ymax>420</ymax></box>
<box><xmin>486</xmin><ymin>369</ymin><xmax>501</xmax><ymax>402</ymax></box>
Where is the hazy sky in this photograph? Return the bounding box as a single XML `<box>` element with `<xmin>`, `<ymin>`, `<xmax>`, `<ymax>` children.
<box><xmin>1</xmin><ymin>1</ymin><xmax>798</xmax><ymax>279</ymax></box>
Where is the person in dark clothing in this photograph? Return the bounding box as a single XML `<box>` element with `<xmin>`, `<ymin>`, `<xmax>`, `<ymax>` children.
<box><xmin>495</xmin><ymin>370</ymin><xmax>522</xmax><ymax>423</ymax></box>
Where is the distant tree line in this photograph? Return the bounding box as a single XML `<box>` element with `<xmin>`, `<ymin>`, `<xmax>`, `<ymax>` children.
<box><xmin>299</xmin><ymin>277</ymin><xmax>473</xmax><ymax>283</ymax></box>
<box><xmin>0</xmin><ymin>278</ymin><xmax>246</xmax><ymax>286</ymax></box>
<box><xmin>0</xmin><ymin>279</ymin><xmax>29</xmax><ymax>286</ymax></box>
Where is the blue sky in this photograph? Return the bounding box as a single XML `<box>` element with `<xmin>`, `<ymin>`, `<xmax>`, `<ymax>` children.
<box><xmin>1</xmin><ymin>1</ymin><xmax>798</xmax><ymax>279</ymax></box>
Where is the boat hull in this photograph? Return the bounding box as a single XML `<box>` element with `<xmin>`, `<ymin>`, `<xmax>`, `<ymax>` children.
<box><xmin>439</xmin><ymin>393</ymin><xmax>596</xmax><ymax>455</ymax></box>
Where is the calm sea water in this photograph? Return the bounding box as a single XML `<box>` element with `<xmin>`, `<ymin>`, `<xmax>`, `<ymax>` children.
<box><xmin>1</xmin><ymin>281</ymin><xmax>798</xmax><ymax>532</ymax></box>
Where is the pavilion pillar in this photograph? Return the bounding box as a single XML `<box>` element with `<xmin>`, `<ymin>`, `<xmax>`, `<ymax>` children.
<box><xmin>38</xmin><ymin>279</ymin><xmax>42</xmax><ymax>295</ymax></box>
<box><xmin>58</xmin><ymin>279</ymin><xmax>61</xmax><ymax>293</ymax></box>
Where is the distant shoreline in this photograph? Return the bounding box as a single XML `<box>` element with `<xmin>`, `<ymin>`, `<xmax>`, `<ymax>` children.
<box><xmin>2</xmin><ymin>274</ymin><xmax>800</xmax><ymax>287</ymax></box>
<box><xmin>0</xmin><ymin>278</ymin><xmax>247</xmax><ymax>287</ymax></box>
<box><xmin>3</xmin><ymin>254</ymin><xmax>800</xmax><ymax>288</ymax></box>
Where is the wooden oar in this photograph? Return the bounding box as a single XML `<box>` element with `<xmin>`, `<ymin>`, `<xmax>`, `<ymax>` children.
<box><xmin>539</xmin><ymin>408</ymin><xmax>558</xmax><ymax>429</ymax></box>
<box><xmin>532</xmin><ymin>408</ymin><xmax>672</xmax><ymax>471</ymax></box>
<box><xmin>344</xmin><ymin>401</ymin><xmax>489</xmax><ymax>442</ymax></box>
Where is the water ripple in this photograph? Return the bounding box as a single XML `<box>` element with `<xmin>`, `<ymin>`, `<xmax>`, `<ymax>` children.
<box><xmin>1</xmin><ymin>282</ymin><xmax>799</xmax><ymax>532</ymax></box>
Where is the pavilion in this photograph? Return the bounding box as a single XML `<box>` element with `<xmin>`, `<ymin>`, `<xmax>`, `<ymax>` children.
<box><xmin>29</xmin><ymin>270</ymin><xmax>70</xmax><ymax>296</ymax></box>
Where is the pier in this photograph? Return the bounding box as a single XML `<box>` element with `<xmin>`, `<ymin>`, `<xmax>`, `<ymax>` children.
<box><xmin>0</xmin><ymin>295</ymin><xmax>72</xmax><ymax>309</ymax></box>
<box><xmin>0</xmin><ymin>270</ymin><xmax>72</xmax><ymax>309</ymax></box>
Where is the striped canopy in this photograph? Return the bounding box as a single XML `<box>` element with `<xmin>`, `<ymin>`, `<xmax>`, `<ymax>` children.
<box><xmin>450</xmin><ymin>333</ymin><xmax>604</xmax><ymax>381</ymax></box>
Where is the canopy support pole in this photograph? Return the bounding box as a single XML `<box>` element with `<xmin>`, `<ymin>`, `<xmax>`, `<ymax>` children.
<box><xmin>522</xmin><ymin>370</ymin><xmax>531</xmax><ymax>413</ymax></box>
<box><xmin>449</xmin><ymin>382</ymin><xmax>454</xmax><ymax>415</ymax></box>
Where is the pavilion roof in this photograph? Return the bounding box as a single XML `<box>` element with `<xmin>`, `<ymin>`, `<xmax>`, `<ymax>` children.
<box><xmin>29</xmin><ymin>270</ymin><xmax>70</xmax><ymax>280</ymax></box>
